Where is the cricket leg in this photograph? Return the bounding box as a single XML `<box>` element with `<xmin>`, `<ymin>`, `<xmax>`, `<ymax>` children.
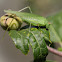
<box><xmin>18</xmin><ymin>6</ymin><xmax>32</xmax><ymax>13</ymax></box>
<box><xmin>19</xmin><ymin>6</ymin><xmax>32</xmax><ymax>32</ymax></box>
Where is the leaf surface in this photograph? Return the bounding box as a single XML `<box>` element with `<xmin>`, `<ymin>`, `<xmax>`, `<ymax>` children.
<box><xmin>9</xmin><ymin>28</ymin><xmax>48</xmax><ymax>61</ymax></box>
<box><xmin>47</xmin><ymin>11</ymin><xmax>62</xmax><ymax>43</ymax></box>
<box><xmin>9</xmin><ymin>30</ymin><xmax>29</xmax><ymax>54</ymax></box>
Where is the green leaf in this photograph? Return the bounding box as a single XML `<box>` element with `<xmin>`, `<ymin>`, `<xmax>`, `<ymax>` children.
<box><xmin>9</xmin><ymin>28</ymin><xmax>48</xmax><ymax>61</ymax></box>
<box><xmin>49</xmin><ymin>25</ymin><xmax>61</xmax><ymax>42</ymax></box>
<box><xmin>47</xmin><ymin>11</ymin><xmax>62</xmax><ymax>40</ymax></box>
<box><xmin>39</xmin><ymin>29</ymin><xmax>50</xmax><ymax>41</ymax></box>
<box><xmin>47</xmin><ymin>11</ymin><xmax>62</xmax><ymax>42</ymax></box>
<box><xmin>9</xmin><ymin>30</ymin><xmax>29</xmax><ymax>55</ymax></box>
<box><xmin>29</xmin><ymin>28</ymin><xmax>48</xmax><ymax>60</ymax></box>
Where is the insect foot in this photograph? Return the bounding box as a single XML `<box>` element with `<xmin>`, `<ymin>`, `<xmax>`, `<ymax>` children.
<box><xmin>0</xmin><ymin>13</ymin><xmax>22</xmax><ymax>30</ymax></box>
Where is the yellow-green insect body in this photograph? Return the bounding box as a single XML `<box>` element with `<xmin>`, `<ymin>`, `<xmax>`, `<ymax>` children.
<box><xmin>0</xmin><ymin>10</ymin><xmax>49</xmax><ymax>30</ymax></box>
<box><xmin>4</xmin><ymin>10</ymin><xmax>49</xmax><ymax>29</ymax></box>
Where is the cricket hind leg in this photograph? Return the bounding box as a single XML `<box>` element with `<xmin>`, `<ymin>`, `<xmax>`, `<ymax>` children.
<box><xmin>18</xmin><ymin>6</ymin><xmax>32</xmax><ymax>32</ymax></box>
<box><xmin>18</xmin><ymin>6</ymin><xmax>32</xmax><ymax>13</ymax></box>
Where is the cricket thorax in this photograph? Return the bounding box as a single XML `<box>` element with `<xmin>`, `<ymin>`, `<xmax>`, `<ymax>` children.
<box><xmin>0</xmin><ymin>13</ymin><xmax>22</xmax><ymax>30</ymax></box>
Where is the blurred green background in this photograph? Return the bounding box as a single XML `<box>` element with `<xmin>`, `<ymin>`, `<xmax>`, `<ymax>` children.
<box><xmin>0</xmin><ymin>0</ymin><xmax>62</xmax><ymax>62</ymax></box>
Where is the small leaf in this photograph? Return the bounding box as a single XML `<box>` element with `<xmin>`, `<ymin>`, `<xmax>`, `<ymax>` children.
<box><xmin>49</xmin><ymin>25</ymin><xmax>61</xmax><ymax>42</ymax></box>
<box><xmin>9</xmin><ymin>30</ymin><xmax>29</xmax><ymax>54</ymax></box>
<box><xmin>47</xmin><ymin>11</ymin><xmax>62</xmax><ymax>42</ymax></box>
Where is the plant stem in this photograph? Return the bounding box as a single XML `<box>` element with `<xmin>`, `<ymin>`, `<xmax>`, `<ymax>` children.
<box><xmin>47</xmin><ymin>45</ymin><xmax>62</xmax><ymax>57</ymax></box>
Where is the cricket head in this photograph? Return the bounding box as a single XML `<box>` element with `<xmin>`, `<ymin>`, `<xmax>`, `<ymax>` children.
<box><xmin>0</xmin><ymin>13</ymin><xmax>22</xmax><ymax>30</ymax></box>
